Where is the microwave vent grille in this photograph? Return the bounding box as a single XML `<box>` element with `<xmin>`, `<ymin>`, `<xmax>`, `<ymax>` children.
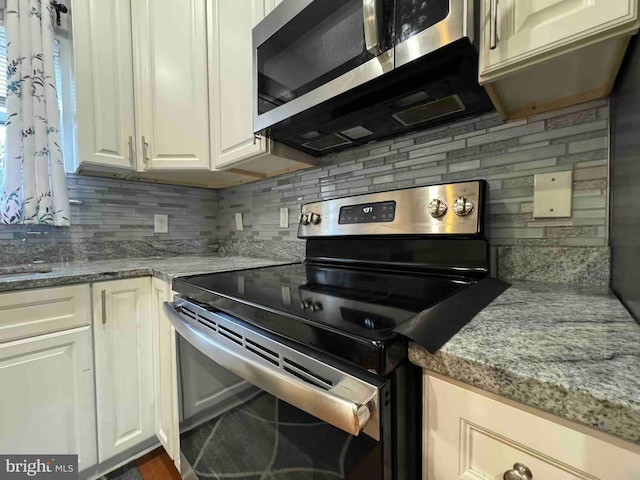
<box><xmin>392</xmin><ymin>94</ymin><xmax>466</xmax><ymax>127</ymax></box>
<box><xmin>302</xmin><ymin>133</ymin><xmax>352</xmax><ymax>152</ymax></box>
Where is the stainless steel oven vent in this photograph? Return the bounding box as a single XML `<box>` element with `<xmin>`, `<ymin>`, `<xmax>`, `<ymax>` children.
<box><xmin>302</xmin><ymin>133</ymin><xmax>352</xmax><ymax>151</ymax></box>
<box><xmin>392</xmin><ymin>94</ymin><xmax>466</xmax><ymax>127</ymax></box>
<box><xmin>179</xmin><ymin>305</ymin><xmax>334</xmax><ymax>391</ymax></box>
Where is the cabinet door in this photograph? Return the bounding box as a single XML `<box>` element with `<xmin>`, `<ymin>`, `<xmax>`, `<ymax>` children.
<box><xmin>0</xmin><ymin>327</ymin><xmax>97</xmax><ymax>472</ymax></box>
<box><xmin>264</xmin><ymin>0</ymin><xmax>283</xmax><ymax>15</ymax></box>
<box><xmin>151</xmin><ymin>278</ymin><xmax>180</xmax><ymax>465</ymax></box>
<box><xmin>480</xmin><ymin>0</ymin><xmax>638</xmax><ymax>80</ymax></box>
<box><xmin>424</xmin><ymin>374</ymin><xmax>640</xmax><ymax>480</ymax></box>
<box><xmin>209</xmin><ymin>0</ymin><xmax>269</xmax><ymax>169</ymax></box>
<box><xmin>93</xmin><ymin>278</ymin><xmax>154</xmax><ymax>462</ymax></box>
<box><xmin>132</xmin><ymin>0</ymin><xmax>210</xmax><ymax>171</ymax></box>
<box><xmin>73</xmin><ymin>0</ymin><xmax>136</xmax><ymax>170</ymax></box>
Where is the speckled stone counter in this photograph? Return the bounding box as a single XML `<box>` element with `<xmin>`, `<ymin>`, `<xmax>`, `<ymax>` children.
<box><xmin>0</xmin><ymin>255</ymin><xmax>297</xmax><ymax>292</ymax></box>
<box><xmin>409</xmin><ymin>281</ymin><xmax>640</xmax><ymax>444</ymax></box>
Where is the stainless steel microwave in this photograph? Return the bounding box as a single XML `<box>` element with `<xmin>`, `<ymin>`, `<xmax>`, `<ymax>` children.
<box><xmin>252</xmin><ymin>0</ymin><xmax>492</xmax><ymax>156</ymax></box>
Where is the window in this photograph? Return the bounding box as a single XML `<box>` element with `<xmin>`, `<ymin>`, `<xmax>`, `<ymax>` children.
<box><xmin>0</xmin><ymin>24</ymin><xmax>7</xmax><ymax>183</ymax></box>
<box><xmin>0</xmin><ymin>13</ymin><xmax>76</xmax><ymax>182</ymax></box>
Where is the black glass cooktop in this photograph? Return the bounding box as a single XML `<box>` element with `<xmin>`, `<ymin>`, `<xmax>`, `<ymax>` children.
<box><xmin>173</xmin><ymin>262</ymin><xmax>472</xmax><ymax>373</ymax></box>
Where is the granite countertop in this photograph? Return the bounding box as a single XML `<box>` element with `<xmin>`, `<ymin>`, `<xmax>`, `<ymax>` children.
<box><xmin>409</xmin><ymin>280</ymin><xmax>640</xmax><ymax>444</ymax></box>
<box><xmin>0</xmin><ymin>255</ymin><xmax>297</xmax><ymax>292</ymax></box>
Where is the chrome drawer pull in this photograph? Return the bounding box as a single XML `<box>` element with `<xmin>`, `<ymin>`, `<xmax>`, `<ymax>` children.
<box><xmin>101</xmin><ymin>289</ymin><xmax>107</xmax><ymax>325</ymax></box>
<box><xmin>490</xmin><ymin>0</ymin><xmax>498</xmax><ymax>50</ymax></box>
<box><xmin>504</xmin><ymin>463</ymin><xmax>533</xmax><ymax>480</ymax></box>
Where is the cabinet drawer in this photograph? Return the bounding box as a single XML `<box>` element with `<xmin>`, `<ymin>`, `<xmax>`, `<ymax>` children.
<box><xmin>0</xmin><ymin>285</ymin><xmax>91</xmax><ymax>343</ymax></box>
<box><xmin>424</xmin><ymin>374</ymin><xmax>640</xmax><ymax>480</ymax></box>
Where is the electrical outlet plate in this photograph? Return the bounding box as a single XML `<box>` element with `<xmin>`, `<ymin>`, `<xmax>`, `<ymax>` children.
<box><xmin>154</xmin><ymin>214</ymin><xmax>168</xmax><ymax>233</ymax></box>
<box><xmin>280</xmin><ymin>207</ymin><xmax>289</xmax><ymax>228</ymax></box>
<box><xmin>533</xmin><ymin>171</ymin><xmax>572</xmax><ymax>218</ymax></box>
<box><xmin>235</xmin><ymin>212</ymin><xmax>244</xmax><ymax>231</ymax></box>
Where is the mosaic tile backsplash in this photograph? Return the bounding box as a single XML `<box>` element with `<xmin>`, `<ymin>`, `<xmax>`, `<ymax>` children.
<box><xmin>0</xmin><ymin>99</ymin><xmax>612</xmax><ymax>285</ymax></box>
<box><xmin>218</xmin><ymin>99</ymin><xmax>611</xmax><ymax>285</ymax></box>
<box><xmin>0</xmin><ymin>174</ymin><xmax>220</xmax><ymax>264</ymax></box>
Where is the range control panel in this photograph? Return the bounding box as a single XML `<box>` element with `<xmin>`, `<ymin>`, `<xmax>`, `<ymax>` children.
<box><xmin>298</xmin><ymin>181</ymin><xmax>485</xmax><ymax>237</ymax></box>
<box><xmin>338</xmin><ymin>201</ymin><xmax>397</xmax><ymax>225</ymax></box>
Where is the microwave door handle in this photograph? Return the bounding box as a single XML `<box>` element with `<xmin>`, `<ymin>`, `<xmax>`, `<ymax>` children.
<box><xmin>363</xmin><ymin>0</ymin><xmax>382</xmax><ymax>55</ymax></box>
<box><xmin>163</xmin><ymin>302</ymin><xmax>379</xmax><ymax>439</ymax></box>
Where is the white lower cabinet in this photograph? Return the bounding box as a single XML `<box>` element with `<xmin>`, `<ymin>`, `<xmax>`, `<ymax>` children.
<box><xmin>93</xmin><ymin>278</ymin><xmax>154</xmax><ymax>462</ymax></box>
<box><xmin>0</xmin><ymin>326</ymin><xmax>97</xmax><ymax>472</ymax></box>
<box><xmin>151</xmin><ymin>278</ymin><xmax>180</xmax><ymax>469</ymax></box>
<box><xmin>424</xmin><ymin>374</ymin><xmax>640</xmax><ymax>480</ymax></box>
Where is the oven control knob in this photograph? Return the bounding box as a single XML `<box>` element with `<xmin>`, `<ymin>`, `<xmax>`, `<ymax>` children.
<box><xmin>428</xmin><ymin>199</ymin><xmax>447</xmax><ymax>218</ymax></box>
<box><xmin>299</xmin><ymin>213</ymin><xmax>310</xmax><ymax>225</ymax></box>
<box><xmin>311</xmin><ymin>301</ymin><xmax>323</xmax><ymax>312</ymax></box>
<box><xmin>453</xmin><ymin>196</ymin><xmax>474</xmax><ymax>216</ymax></box>
<box><xmin>310</xmin><ymin>213</ymin><xmax>321</xmax><ymax>225</ymax></box>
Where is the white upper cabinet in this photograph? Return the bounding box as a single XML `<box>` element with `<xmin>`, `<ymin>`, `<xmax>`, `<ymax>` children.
<box><xmin>93</xmin><ymin>278</ymin><xmax>154</xmax><ymax>462</ymax></box>
<box><xmin>208</xmin><ymin>0</ymin><xmax>314</xmax><ymax>172</ymax></box>
<box><xmin>0</xmin><ymin>327</ymin><xmax>97</xmax><ymax>472</ymax></box>
<box><xmin>208</xmin><ymin>0</ymin><xmax>266</xmax><ymax>168</ymax></box>
<box><xmin>132</xmin><ymin>0</ymin><xmax>211</xmax><ymax>171</ymax></box>
<box><xmin>480</xmin><ymin>0</ymin><xmax>639</xmax><ymax>81</ymax></box>
<box><xmin>72</xmin><ymin>0</ymin><xmax>309</xmax><ymax>182</ymax></box>
<box><xmin>264</xmin><ymin>0</ymin><xmax>283</xmax><ymax>15</ymax></box>
<box><xmin>73</xmin><ymin>0</ymin><xmax>136</xmax><ymax>172</ymax></box>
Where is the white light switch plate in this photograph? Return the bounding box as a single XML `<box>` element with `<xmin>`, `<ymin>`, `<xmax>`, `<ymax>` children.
<box><xmin>235</xmin><ymin>212</ymin><xmax>244</xmax><ymax>231</ymax></box>
<box><xmin>533</xmin><ymin>171</ymin><xmax>572</xmax><ymax>218</ymax></box>
<box><xmin>280</xmin><ymin>207</ymin><xmax>289</xmax><ymax>228</ymax></box>
<box><xmin>154</xmin><ymin>214</ymin><xmax>168</xmax><ymax>233</ymax></box>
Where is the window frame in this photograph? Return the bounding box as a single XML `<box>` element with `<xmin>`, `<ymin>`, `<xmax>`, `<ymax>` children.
<box><xmin>54</xmin><ymin>27</ymin><xmax>77</xmax><ymax>173</ymax></box>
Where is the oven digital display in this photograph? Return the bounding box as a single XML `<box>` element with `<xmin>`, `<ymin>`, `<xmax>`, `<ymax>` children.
<box><xmin>339</xmin><ymin>201</ymin><xmax>396</xmax><ymax>224</ymax></box>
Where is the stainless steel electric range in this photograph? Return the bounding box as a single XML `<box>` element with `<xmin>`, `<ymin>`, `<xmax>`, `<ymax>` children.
<box><xmin>164</xmin><ymin>180</ymin><xmax>508</xmax><ymax>480</ymax></box>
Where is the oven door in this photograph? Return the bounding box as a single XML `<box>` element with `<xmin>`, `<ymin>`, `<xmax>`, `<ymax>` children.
<box><xmin>164</xmin><ymin>300</ymin><xmax>391</xmax><ymax>480</ymax></box>
<box><xmin>253</xmin><ymin>0</ymin><xmax>395</xmax><ymax>135</ymax></box>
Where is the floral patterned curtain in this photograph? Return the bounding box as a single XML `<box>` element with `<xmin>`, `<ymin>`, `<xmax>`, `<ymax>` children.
<box><xmin>0</xmin><ymin>0</ymin><xmax>69</xmax><ymax>225</ymax></box>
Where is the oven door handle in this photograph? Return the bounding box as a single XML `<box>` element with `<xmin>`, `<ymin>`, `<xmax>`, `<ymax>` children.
<box><xmin>163</xmin><ymin>302</ymin><xmax>379</xmax><ymax>440</ymax></box>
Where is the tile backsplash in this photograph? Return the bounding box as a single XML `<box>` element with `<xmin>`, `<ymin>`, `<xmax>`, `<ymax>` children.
<box><xmin>0</xmin><ymin>99</ymin><xmax>612</xmax><ymax>285</ymax></box>
<box><xmin>219</xmin><ymin>99</ymin><xmax>611</xmax><ymax>285</ymax></box>
<box><xmin>0</xmin><ymin>174</ymin><xmax>220</xmax><ymax>264</ymax></box>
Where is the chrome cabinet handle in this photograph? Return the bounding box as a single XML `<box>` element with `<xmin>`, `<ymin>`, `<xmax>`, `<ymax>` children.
<box><xmin>504</xmin><ymin>463</ymin><xmax>533</xmax><ymax>480</ymax></box>
<box><xmin>163</xmin><ymin>301</ymin><xmax>378</xmax><ymax>439</ymax></box>
<box><xmin>490</xmin><ymin>0</ymin><xmax>498</xmax><ymax>50</ymax></box>
<box><xmin>101</xmin><ymin>290</ymin><xmax>107</xmax><ymax>325</ymax></box>
<box><xmin>128</xmin><ymin>136</ymin><xmax>134</xmax><ymax>164</ymax></box>
<box><xmin>142</xmin><ymin>136</ymin><xmax>150</xmax><ymax>165</ymax></box>
<box><xmin>363</xmin><ymin>0</ymin><xmax>382</xmax><ymax>56</ymax></box>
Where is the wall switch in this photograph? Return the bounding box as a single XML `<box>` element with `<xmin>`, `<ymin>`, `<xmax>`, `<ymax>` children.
<box><xmin>280</xmin><ymin>207</ymin><xmax>289</xmax><ymax>228</ymax></box>
<box><xmin>533</xmin><ymin>171</ymin><xmax>572</xmax><ymax>218</ymax></box>
<box><xmin>235</xmin><ymin>212</ymin><xmax>244</xmax><ymax>231</ymax></box>
<box><xmin>154</xmin><ymin>214</ymin><xmax>168</xmax><ymax>233</ymax></box>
